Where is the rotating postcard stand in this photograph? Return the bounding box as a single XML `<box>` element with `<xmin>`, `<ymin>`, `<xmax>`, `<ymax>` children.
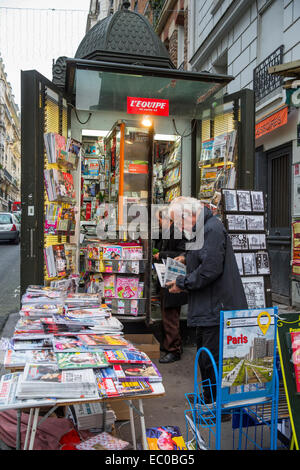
<box><xmin>185</xmin><ymin>307</ymin><xmax>279</xmax><ymax>450</ymax></box>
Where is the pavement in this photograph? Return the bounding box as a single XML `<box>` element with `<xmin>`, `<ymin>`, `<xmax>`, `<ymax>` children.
<box><xmin>0</xmin><ymin>242</ymin><xmax>20</xmax><ymax>318</ymax></box>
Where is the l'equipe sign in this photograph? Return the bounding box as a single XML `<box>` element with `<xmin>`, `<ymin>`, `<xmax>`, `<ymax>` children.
<box><xmin>127</xmin><ymin>97</ymin><xmax>169</xmax><ymax>116</ymax></box>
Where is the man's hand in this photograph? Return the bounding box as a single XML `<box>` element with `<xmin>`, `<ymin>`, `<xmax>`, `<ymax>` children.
<box><xmin>165</xmin><ymin>280</ymin><xmax>183</xmax><ymax>293</ymax></box>
<box><xmin>174</xmin><ymin>255</ymin><xmax>186</xmax><ymax>265</ymax></box>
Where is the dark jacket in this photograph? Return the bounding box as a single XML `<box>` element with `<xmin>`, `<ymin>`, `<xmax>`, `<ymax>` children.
<box><xmin>176</xmin><ymin>207</ymin><xmax>248</xmax><ymax>327</ymax></box>
<box><xmin>157</xmin><ymin>223</ymin><xmax>188</xmax><ymax>309</ymax></box>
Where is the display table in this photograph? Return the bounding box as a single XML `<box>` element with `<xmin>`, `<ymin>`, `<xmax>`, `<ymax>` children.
<box><xmin>11</xmin><ymin>386</ymin><xmax>165</xmax><ymax>451</ymax></box>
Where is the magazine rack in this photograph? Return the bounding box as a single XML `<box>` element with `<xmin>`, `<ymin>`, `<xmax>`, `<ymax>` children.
<box><xmin>185</xmin><ymin>308</ymin><xmax>279</xmax><ymax>450</ymax></box>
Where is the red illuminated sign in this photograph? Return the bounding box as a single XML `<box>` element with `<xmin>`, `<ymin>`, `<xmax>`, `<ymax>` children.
<box><xmin>127</xmin><ymin>97</ymin><xmax>169</xmax><ymax>116</ymax></box>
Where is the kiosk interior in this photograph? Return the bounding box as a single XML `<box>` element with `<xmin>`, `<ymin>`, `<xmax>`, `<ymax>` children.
<box><xmin>21</xmin><ymin>61</ymin><xmax>252</xmax><ymax>324</ymax></box>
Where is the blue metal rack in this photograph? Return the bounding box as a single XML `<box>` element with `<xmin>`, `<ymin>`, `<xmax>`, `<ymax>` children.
<box><xmin>184</xmin><ymin>308</ymin><xmax>280</xmax><ymax>450</ymax></box>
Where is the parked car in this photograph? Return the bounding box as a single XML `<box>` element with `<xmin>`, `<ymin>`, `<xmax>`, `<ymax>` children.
<box><xmin>0</xmin><ymin>212</ymin><xmax>21</xmax><ymax>244</ymax></box>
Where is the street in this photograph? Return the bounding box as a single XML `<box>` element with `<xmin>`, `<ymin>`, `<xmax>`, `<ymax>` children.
<box><xmin>0</xmin><ymin>241</ymin><xmax>20</xmax><ymax>319</ymax></box>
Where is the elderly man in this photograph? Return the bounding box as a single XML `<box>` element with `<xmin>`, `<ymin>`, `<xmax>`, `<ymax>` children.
<box><xmin>166</xmin><ymin>196</ymin><xmax>247</xmax><ymax>403</ymax></box>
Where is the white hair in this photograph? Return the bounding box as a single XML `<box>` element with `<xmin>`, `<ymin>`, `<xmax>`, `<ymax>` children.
<box><xmin>168</xmin><ymin>196</ymin><xmax>203</xmax><ymax>220</ymax></box>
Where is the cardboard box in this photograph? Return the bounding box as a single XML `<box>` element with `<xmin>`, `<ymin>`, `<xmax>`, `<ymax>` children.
<box><xmin>110</xmin><ymin>400</ymin><xmax>130</xmax><ymax>421</ymax></box>
<box><xmin>124</xmin><ymin>334</ymin><xmax>160</xmax><ymax>359</ymax></box>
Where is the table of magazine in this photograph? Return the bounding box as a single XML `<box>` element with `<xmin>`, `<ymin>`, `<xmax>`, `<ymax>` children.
<box><xmin>15</xmin><ymin>388</ymin><xmax>165</xmax><ymax>451</ymax></box>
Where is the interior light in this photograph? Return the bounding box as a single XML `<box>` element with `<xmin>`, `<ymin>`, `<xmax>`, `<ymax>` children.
<box><xmin>141</xmin><ymin>116</ymin><xmax>153</xmax><ymax>128</ymax></box>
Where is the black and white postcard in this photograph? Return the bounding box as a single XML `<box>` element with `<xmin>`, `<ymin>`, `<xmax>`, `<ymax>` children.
<box><xmin>251</xmin><ymin>191</ymin><xmax>264</xmax><ymax>212</ymax></box>
<box><xmin>242</xmin><ymin>276</ymin><xmax>266</xmax><ymax>309</ymax></box>
<box><xmin>246</xmin><ymin>215</ymin><xmax>265</xmax><ymax>231</ymax></box>
<box><xmin>256</xmin><ymin>252</ymin><xmax>270</xmax><ymax>275</ymax></box>
<box><xmin>229</xmin><ymin>234</ymin><xmax>248</xmax><ymax>250</ymax></box>
<box><xmin>226</xmin><ymin>214</ymin><xmax>247</xmax><ymax>231</ymax></box>
<box><xmin>223</xmin><ymin>189</ymin><xmax>238</xmax><ymax>212</ymax></box>
<box><xmin>234</xmin><ymin>252</ymin><xmax>243</xmax><ymax>276</ymax></box>
<box><xmin>237</xmin><ymin>190</ymin><xmax>252</xmax><ymax>212</ymax></box>
<box><xmin>247</xmin><ymin>233</ymin><xmax>266</xmax><ymax>250</ymax></box>
<box><xmin>242</xmin><ymin>252</ymin><xmax>257</xmax><ymax>275</ymax></box>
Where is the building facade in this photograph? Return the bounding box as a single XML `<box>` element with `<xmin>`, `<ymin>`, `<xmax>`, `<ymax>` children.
<box><xmin>188</xmin><ymin>0</ymin><xmax>300</xmax><ymax>307</ymax></box>
<box><xmin>0</xmin><ymin>55</ymin><xmax>21</xmax><ymax>212</ymax></box>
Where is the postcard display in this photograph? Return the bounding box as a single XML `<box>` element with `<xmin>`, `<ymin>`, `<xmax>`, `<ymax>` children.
<box><xmin>43</xmin><ymin>133</ymin><xmax>81</xmax><ymax>283</ymax></box>
<box><xmin>82</xmin><ymin>122</ymin><xmax>150</xmax><ymax>318</ymax></box>
<box><xmin>153</xmin><ymin>137</ymin><xmax>182</xmax><ymax>204</ymax></box>
<box><xmin>198</xmin><ymin>130</ymin><xmax>237</xmax><ymax>215</ymax></box>
<box><xmin>221</xmin><ymin>189</ymin><xmax>272</xmax><ymax>309</ymax></box>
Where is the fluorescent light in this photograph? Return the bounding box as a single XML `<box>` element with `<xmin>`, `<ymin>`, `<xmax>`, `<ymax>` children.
<box><xmin>154</xmin><ymin>134</ymin><xmax>177</xmax><ymax>141</ymax></box>
<box><xmin>82</xmin><ymin>129</ymin><xmax>109</xmax><ymax>137</ymax></box>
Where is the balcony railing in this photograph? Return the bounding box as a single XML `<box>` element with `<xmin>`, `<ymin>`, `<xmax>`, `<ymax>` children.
<box><xmin>149</xmin><ymin>0</ymin><xmax>166</xmax><ymax>28</ymax></box>
<box><xmin>253</xmin><ymin>45</ymin><xmax>284</xmax><ymax>103</ymax></box>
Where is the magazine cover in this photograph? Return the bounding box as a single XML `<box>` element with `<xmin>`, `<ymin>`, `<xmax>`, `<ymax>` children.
<box><xmin>146</xmin><ymin>426</ymin><xmax>187</xmax><ymax>450</ymax></box>
<box><xmin>56</xmin><ymin>351</ymin><xmax>109</xmax><ymax>369</ymax></box>
<box><xmin>104</xmin><ymin>349</ymin><xmax>151</xmax><ymax>364</ymax></box>
<box><xmin>52</xmin><ymin>335</ymin><xmax>86</xmax><ymax>352</ymax></box>
<box><xmin>52</xmin><ymin>244</ymin><xmax>67</xmax><ymax>277</ymax></box>
<box><xmin>103</xmin><ymin>246</ymin><xmax>122</xmax><ymax>260</ymax></box>
<box><xmin>79</xmin><ymin>334</ymin><xmax>128</xmax><ymax>348</ymax></box>
<box><xmin>116</xmin><ymin>379</ymin><xmax>153</xmax><ymax>396</ymax></box>
<box><xmin>103</xmin><ymin>274</ymin><xmax>116</xmax><ymax>298</ymax></box>
<box><xmin>116</xmin><ymin>277</ymin><xmax>139</xmax><ymax>299</ymax></box>
<box><xmin>102</xmin><ymin>363</ymin><xmax>162</xmax><ymax>382</ymax></box>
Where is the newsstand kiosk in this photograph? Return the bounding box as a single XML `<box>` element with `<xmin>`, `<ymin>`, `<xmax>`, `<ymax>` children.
<box><xmin>20</xmin><ymin>6</ymin><xmax>255</xmax><ymax>326</ymax></box>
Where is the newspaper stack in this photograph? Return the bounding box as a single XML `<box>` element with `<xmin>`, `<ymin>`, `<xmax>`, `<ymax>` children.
<box><xmin>0</xmin><ymin>372</ymin><xmax>56</xmax><ymax>410</ymax></box>
<box><xmin>16</xmin><ymin>363</ymin><xmax>99</xmax><ymax>399</ymax></box>
<box><xmin>69</xmin><ymin>402</ymin><xmax>116</xmax><ymax>431</ymax></box>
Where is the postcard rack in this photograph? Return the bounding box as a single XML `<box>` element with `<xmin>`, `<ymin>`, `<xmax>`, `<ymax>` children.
<box><xmin>220</xmin><ymin>189</ymin><xmax>272</xmax><ymax>309</ymax></box>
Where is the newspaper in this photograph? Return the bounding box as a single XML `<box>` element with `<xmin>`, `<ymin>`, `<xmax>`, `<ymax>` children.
<box><xmin>154</xmin><ymin>257</ymin><xmax>186</xmax><ymax>287</ymax></box>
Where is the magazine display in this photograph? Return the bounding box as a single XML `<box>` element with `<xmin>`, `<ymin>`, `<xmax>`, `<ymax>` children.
<box><xmin>146</xmin><ymin>426</ymin><xmax>187</xmax><ymax>451</ymax></box>
<box><xmin>221</xmin><ymin>189</ymin><xmax>271</xmax><ymax>309</ymax></box>
<box><xmin>17</xmin><ymin>363</ymin><xmax>99</xmax><ymax>399</ymax></box>
<box><xmin>44</xmin><ymin>169</ymin><xmax>75</xmax><ymax>202</ymax></box>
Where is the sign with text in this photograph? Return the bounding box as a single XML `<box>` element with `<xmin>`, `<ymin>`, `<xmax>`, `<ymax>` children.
<box><xmin>127</xmin><ymin>97</ymin><xmax>169</xmax><ymax>116</ymax></box>
<box><xmin>255</xmin><ymin>107</ymin><xmax>288</xmax><ymax>139</ymax></box>
<box><xmin>221</xmin><ymin>308</ymin><xmax>275</xmax><ymax>390</ymax></box>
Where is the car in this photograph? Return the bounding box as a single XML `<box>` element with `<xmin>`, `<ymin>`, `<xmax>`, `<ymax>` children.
<box><xmin>0</xmin><ymin>212</ymin><xmax>21</xmax><ymax>244</ymax></box>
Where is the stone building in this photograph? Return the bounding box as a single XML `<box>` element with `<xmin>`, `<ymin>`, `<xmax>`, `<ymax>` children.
<box><xmin>188</xmin><ymin>0</ymin><xmax>300</xmax><ymax>307</ymax></box>
<box><xmin>0</xmin><ymin>55</ymin><xmax>20</xmax><ymax>212</ymax></box>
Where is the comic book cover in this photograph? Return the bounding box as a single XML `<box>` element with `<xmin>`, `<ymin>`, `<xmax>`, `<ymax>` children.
<box><xmin>146</xmin><ymin>426</ymin><xmax>187</xmax><ymax>450</ymax></box>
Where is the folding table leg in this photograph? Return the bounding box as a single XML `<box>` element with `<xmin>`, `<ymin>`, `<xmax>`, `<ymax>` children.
<box><xmin>23</xmin><ymin>408</ymin><xmax>34</xmax><ymax>450</ymax></box>
<box><xmin>16</xmin><ymin>409</ymin><xmax>22</xmax><ymax>450</ymax></box>
<box><xmin>138</xmin><ymin>400</ymin><xmax>147</xmax><ymax>450</ymax></box>
<box><xmin>28</xmin><ymin>408</ymin><xmax>40</xmax><ymax>450</ymax></box>
<box><xmin>128</xmin><ymin>400</ymin><xmax>137</xmax><ymax>450</ymax></box>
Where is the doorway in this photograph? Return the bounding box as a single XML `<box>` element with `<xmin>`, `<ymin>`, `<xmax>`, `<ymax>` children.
<box><xmin>266</xmin><ymin>143</ymin><xmax>292</xmax><ymax>303</ymax></box>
